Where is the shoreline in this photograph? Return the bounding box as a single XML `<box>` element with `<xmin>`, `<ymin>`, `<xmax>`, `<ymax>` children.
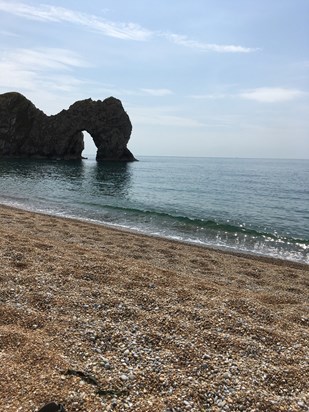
<box><xmin>1</xmin><ymin>203</ymin><xmax>308</xmax><ymax>270</ymax></box>
<box><xmin>1</xmin><ymin>204</ymin><xmax>308</xmax><ymax>411</ymax></box>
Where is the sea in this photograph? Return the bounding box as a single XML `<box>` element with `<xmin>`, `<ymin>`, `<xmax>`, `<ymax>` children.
<box><xmin>0</xmin><ymin>156</ymin><xmax>308</xmax><ymax>264</ymax></box>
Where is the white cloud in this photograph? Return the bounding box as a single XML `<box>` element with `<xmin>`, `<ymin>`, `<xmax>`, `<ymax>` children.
<box><xmin>0</xmin><ymin>1</ymin><xmax>152</xmax><ymax>41</ymax></box>
<box><xmin>190</xmin><ymin>93</ymin><xmax>229</xmax><ymax>99</ymax></box>
<box><xmin>129</xmin><ymin>106</ymin><xmax>205</xmax><ymax>127</ymax></box>
<box><xmin>0</xmin><ymin>1</ymin><xmax>258</xmax><ymax>52</ymax></box>
<box><xmin>7</xmin><ymin>48</ymin><xmax>89</xmax><ymax>71</ymax></box>
<box><xmin>141</xmin><ymin>88</ymin><xmax>173</xmax><ymax>96</ymax></box>
<box><xmin>0</xmin><ymin>48</ymin><xmax>88</xmax><ymax>92</ymax></box>
<box><xmin>0</xmin><ymin>29</ymin><xmax>19</xmax><ymax>37</ymax></box>
<box><xmin>165</xmin><ymin>33</ymin><xmax>258</xmax><ymax>53</ymax></box>
<box><xmin>240</xmin><ymin>87</ymin><xmax>305</xmax><ymax>103</ymax></box>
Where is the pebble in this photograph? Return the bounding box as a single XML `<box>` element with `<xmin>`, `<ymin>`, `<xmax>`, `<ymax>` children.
<box><xmin>120</xmin><ymin>374</ymin><xmax>129</xmax><ymax>381</ymax></box>
<box><xmin>297</xmin><ymin>401</ymin><xmax>305</xmax><ymax>407</ymax></box>
<box><xmin>3</xmin><ymin>209</ymin><xmax>308</xmax><ymax>412</ymax></box>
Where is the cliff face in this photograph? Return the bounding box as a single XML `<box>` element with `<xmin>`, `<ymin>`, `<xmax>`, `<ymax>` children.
<box><xmin>0</xmin><ymin>92</ymin><xmax>135</xmax><ymax>161</ymax></box>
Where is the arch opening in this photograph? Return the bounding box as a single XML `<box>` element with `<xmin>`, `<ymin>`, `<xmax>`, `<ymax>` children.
<box><xmin>82</xmin><ymin>131</ymin><xmax>97</xmax><ymax>159</ymax></box>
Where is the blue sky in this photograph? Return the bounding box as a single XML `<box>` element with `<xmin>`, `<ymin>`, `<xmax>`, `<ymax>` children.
<box><xmin>0</xmin><ymin>0</ymin><xmax>308</xmax><ymax>158</ymax></box>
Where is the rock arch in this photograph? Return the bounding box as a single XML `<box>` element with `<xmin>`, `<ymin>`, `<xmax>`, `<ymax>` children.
<box><xmin>0</xmin><ymin>92</ymin><xmax>136</xmax><ymax>161</ymax></box>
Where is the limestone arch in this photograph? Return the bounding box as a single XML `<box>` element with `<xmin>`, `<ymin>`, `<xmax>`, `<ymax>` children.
<box><xmin>0</xmin><ymin>92</ymin><xmax>136</xmax><ymax>161</ymax></box>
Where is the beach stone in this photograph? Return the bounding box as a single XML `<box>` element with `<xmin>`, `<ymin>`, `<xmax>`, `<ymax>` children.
<box><xmin>0</xmin><ymin>91</ymin><xmax>135</xmax><ymax>161</ymax></box>
<box><xmin>37</xmin><ymin>402</ymin><xmax>66</xmax><ymax>412</ymax></box>
<box><xmin>104</xmin><ymin>361</ymin><xmax>112</xmax><ymax>370</ymax></box>
<box><xmin>120</xmin><ymin>374</ymin><xmax>129</xmax><ymax>381</ymax></box>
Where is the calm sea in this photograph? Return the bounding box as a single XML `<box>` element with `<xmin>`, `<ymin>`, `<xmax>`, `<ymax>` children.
<box><xmin>0</xmin><ymin>156</ymin><xmax>308</xmax><ymax>264</ymax></box>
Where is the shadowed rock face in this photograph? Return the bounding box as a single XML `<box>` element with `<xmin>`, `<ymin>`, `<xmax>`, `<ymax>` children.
<box><xmin>0</xmin><ymin>92</ymin><xmax>135</xmax><ymax>161</ymax></box>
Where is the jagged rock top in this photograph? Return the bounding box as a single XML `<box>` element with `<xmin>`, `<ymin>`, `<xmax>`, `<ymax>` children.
<box><xmin>0</xmin><ymin>92</ymin><xmax>135</xmax><ymax>161</ymax></box>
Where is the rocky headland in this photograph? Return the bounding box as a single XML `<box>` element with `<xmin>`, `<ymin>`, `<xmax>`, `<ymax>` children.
<box><xmin>0</xmin><ymin>92</ymin><xmax>135</xmax><ymax>161</ymax></box>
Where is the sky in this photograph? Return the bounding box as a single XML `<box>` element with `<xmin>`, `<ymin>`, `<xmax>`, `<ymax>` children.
<box><xmin>0</xmin><ymin>0</ymin><xmax>308</xmax><ymax>159</ymax></box>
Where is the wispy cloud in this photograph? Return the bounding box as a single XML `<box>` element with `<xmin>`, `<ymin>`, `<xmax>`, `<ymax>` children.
<box><xmin>7</xmin><ymin>48</ymin><xmax>89</xmax><ymax>70</ymax></box>
<box><xmin>190</xmin><ymin>88</ymin><xmax>307</xmax><ymax>102</ymax></box>
<box><xmin>0</xmin><ymin>1</ymin><xmax>258</xmax><ymax>53</ymax></box>
<box><xmin>0</xmin><ymin>29</ymin><xmax>19</xmax><ymax>37</ymax></box>
<box><xmin>190</xmin><ymin>93</ymin><xmax>229</xmax><ymax>99</ymax></box>
<box><xmin>165</xmin><ymin>33</ymin><xmax>258</xmax><ymax>53</ymax></box>
<box><xmin>0</xmin><ymin>1</ymin><xmax>152</xmax><ymax>41</ymax></box>
<box><xmin>129</xmin><ymin>106</ymin><xmax>205</xmax><ymax>127</ymax></box>
<box><xmin>240</xmin><ymin>87</ymin><xmax>305</xmax><ymax>103</ymax></box>
<box><xmin>0</xmin><ymin>48</ymin><xmax>88</xmax><ymax>91</ymax></box>
<box><xmin>91</xmin><ymin>86</ymin><xmax>173</xmax><ymax>98</ymax></box>
<box><xmin>141</xmin><ymin>88</ymin><xmax>173</xmax><ymax>96</ymax></box>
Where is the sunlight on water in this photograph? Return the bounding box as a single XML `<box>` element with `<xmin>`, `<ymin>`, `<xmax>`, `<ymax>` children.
<box><xmin>0</xmin><ymin>157</ymin><xmax>308</xmax><ymax>263</ymax></box>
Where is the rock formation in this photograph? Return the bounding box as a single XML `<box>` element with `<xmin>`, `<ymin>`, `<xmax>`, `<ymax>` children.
<box><xmin>0</xmin><ymin>92</ymin><xmax>135</xmax><ymax>161</ymax></box>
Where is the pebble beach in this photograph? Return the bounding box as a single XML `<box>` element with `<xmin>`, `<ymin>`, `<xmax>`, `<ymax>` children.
<box><xmin>0</xmin><ymin>205</ymin><xmax>308</xmax><ymax>411</ymax></box>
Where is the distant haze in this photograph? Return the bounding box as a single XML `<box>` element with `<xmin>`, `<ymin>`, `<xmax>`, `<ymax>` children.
<box><xmin>0</xmin><ymin>0</ymin><xmax>308</xmax><ymax>159</ymax></box>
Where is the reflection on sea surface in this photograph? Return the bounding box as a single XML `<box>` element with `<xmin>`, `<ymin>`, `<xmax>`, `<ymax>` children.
<box><xmin>0</xmin><ymin>158</ymin><xmax>132</xmax><ymax>199</ymax></box>
<box><xmin>85</xmin><ymin>160</ymin><xmax>132</xmax><ymax>197</ymax></box>
<box><xmin>0</xmin><ymin>158</ymin><xmax>86</xmax><ymax>180</ymax></box>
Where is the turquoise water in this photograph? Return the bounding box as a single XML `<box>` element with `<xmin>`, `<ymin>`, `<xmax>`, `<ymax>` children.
<box><xmin>0</xmin><ymin>156</ymin><xmax>308</xmax><ymax>264</ymax></box>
